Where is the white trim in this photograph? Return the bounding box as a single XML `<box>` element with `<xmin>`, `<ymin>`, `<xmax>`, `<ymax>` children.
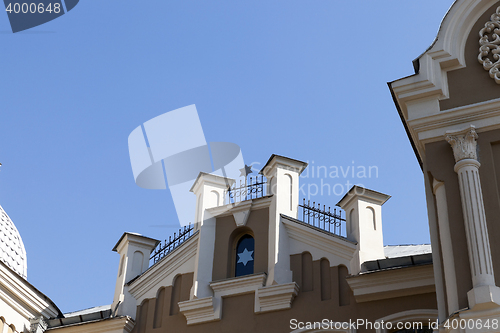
<box><xmin>211</xmin><ymin>273</ymin><xmax>266</xmax><ymax>315</ymax></box>
<box><xmin>346</xmin><ymin>264</ymin><xmax>435</xmax><ymax>303</ymax></box>
<box><xmin>432</xmin><ymin>179</ymin><xmax>460</xmax><ymax>315</ymax></box>
<box><xmin>391</xmin><ymin>0</ymin><xmax>500</xmax><ymax>162</ymax></box>
<box><xmin>178</xmin><ymin>297</ymin><xmax>218</xmax><ymax>326</ymax></box>
<box><xmin>257</xmin><ymin>282</ymin><xmax>298</xmax><ymax>313</ymax></box>
<box><xmin>46</xmin><ymin>316</ymin><xmax>135</xmax><ymax>333</ymax></box>
<box><xmin>0</xmin><ymin>262</ymin><xmax>60</xmax><ymax>319</ymax></box>
<box><xmin>180</xmin><ymin>274</ymin><xmax>300</xmax><ymax>325</ymax></box>
<box><xmin>410</xmin><ymin>98</ymin><xmax>500</xmax><ymax>144</ymax></box>
<box><xmin>210</xmin><ymin>273</ymin><xmax>266</xmax><ymax>295</ymax></box>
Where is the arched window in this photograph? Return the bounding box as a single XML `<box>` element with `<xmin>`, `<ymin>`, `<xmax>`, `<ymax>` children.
<box><xmin>235</xmin><ymin>234</ymin><xmax>254</xmax><ymax>277</ymax></box>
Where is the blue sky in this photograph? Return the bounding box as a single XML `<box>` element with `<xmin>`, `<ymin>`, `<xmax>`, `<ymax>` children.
<box><xmin>0</xmin><ymin>1</ymin><xmax>455</xmax><ymax>313</ymax></box>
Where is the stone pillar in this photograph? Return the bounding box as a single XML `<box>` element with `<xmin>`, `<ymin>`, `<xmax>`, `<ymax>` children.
<box><xmin>260</xmin><ymin>155</ymin><xmax>307</xmax><ymax>286</ymax></box>
<box><xmin>445</xmin><ymin>125</ymin><xmax>500</xmax><ymax>309</ymax></box>
<box><xmin>111</xmin><ymin>233</ymin><xmax>159</xmax><ymax>318</ymax></box>
<box><xmin>189</xmin><ymin>173</ymin><xmax>234</xmax><ymax>299</ymax></box>
<box><xmin>336</xmin><ymin>186</ymin><xmax>390</xmax><ymax>275</ymax></box>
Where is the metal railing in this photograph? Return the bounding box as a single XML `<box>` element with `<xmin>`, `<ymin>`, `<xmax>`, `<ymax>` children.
<box><xmin>150</xmin><ymin>224</ymin><xmax>195</xmax><ymax>264</ymax></box>
<box><xmin>298</xmin><ymin>199</ymin><xmax>345</xmax><ymax>236</ymax></box>
<box><xmin>227</xmin><ymin>175</ymin><xmax>266</xmax><ymax>204</ymax></box>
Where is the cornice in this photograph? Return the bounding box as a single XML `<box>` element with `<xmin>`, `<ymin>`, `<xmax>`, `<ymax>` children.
<box><xmin>112</xmin><ymin>233</ymin><xmax>160</xmax><ymax>253</ymax></box>
<box><xmin>257</xmin><ymin>282</ymin><xmax>299</xmax><ymax>313</ymax></box>
<box><xmin>179</xmin><ymin>274</ymin><xmax>299</xmax><ymax>325</ymax></box>
<box><xmin>128</xmin><ymin>233</ymin><xmax>198</xmax><ymax>300</ymax></box>
<box><xmin>210</xmin><ymin>273</ymin><xmax>266</xmax><ymax>295</ymax></box>
<box><xmin>409</xmin><ymin>98</ymin><xmax>500</xmax><ymax>144</ymax></box>
<box><xmin>46</xmin><ymin>316</ymin><xmax>135</xmax><ymax>333</ymax></box>
<box><xmin>390</xmin><ymin>0</ymin><xmax>500</xmax><ymax>163</ymax></box>
<box><xmin>0</xmin><ymin>261</ymin><xmax>60</xmax><ymax>319</ymax></box>
<box><xmin>346</xmin><ymin>264</ymin><xmax>435</xmax><ymax>303</ymax></box>
<box><xmin>336</xmin><ymin>186</ymin><xmax>391</xmax><ymax>209</ymax></box>
<box><xmin>178</xmin><ymin>297</ymin><xmax>218</xmax><ymax>325</ymax></box>
<box><xmin>259</xmin><ymin>155</ymin><xmax>308</xmax><ymax>177</ymax></box>
<box><xmin>190</xmin><ymin>172</ymin><xmax>235</xmax><ymax>194</ymax></box>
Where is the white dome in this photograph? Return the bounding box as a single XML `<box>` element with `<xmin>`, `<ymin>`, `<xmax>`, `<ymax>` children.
<box><xmin>0</xmin><ymin>205</ymin><xmax>27</xmax><ymax>279</ymax></box>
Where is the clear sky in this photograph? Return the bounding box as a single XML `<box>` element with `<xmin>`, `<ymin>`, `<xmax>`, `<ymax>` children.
<box><xmin>0</xmin><ymin>0</ymin><xmax>455</xmax><ymax>313</ymax></box>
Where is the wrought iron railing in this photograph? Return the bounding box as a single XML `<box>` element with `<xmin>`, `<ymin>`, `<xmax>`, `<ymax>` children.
<box><xmin>150</xmin><ymin>224</ymin><xmax>195</xmax><ymax>264</ymax></box>
<box><xmin>298</xmin><ymin>199</ymin><xmax>345</xmax><ymax>236</ymax></box>
<box><xmin>227</xmin><ymin>175</ymin><xmax>266</xmax><ymax>204</ymax></box>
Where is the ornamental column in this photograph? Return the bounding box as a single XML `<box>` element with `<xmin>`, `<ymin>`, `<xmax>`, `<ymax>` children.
<box><xmin>445</xmin><ymin>125</ymin><xmax>500</xmax><ymax>309</ymax></box>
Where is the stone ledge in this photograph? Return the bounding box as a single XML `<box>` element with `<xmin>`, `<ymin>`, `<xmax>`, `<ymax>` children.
<box><xmin>257</xmin><ymin>282</ymin><xmax>299</xmax><ymax>313</ymax></box>
<box><xmin>178</xmin><ymin>297</ymin><xmax>218</xmax><ymax>326</ymax></box>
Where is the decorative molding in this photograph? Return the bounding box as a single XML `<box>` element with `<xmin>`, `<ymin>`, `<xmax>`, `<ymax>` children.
<box><xmin>0</xmin><ymin>261</ymin><xmax>60</xmax><ymax>320</ymax></box>
<box><xmin>45</xmin><ymin>316</ymin><xmax>135</xmax><ymax>333</ymax></box>
<box><xmin>178</xmin><ymin>297</ymin><xmax>218</xmax><ymax>325</ymax></box>
<box><xmin>478</xmin><ymin>6</ymin><xmax>500</xmax><ymax>84</ymax></box>
<box><xmin>30</xmin><ymin>317</ymin><xmax>47</xmax><ymax>333</ymax></box>
<box><xmin>179</xmin><ymin>274</ymin><xmax>299</xmax><ymax>324</ymax></box>
<box><xmin>346</xmin><ymin>264</ymin><xmax>435</xmax><ymax>303</ymax></box>
<box><xmin>406</xmin><ymin>98</ymin><xmax>500</xmax><ymax>148</ymax></box>
<box><xmin>210</xmin><ymin>273</ymin><xmax>266</xmax><ymax>295</ymax></box>
<box><xmin>445</xmin><ymin>125</ymin><xmax>479</xmax><ymax>162</ymax></box>
<box><xmin>390</xmin><ymin>0</ymin><xmax>500</xmax><ymax>163</ymax></box>
<box><xmin>210</xmin><ymin>274</ymin><xmax>266</xmax><ymax>318</ymax></box>
<box><xmin>257</xmin><ymin>282</ymin><xmax>299</xmax><ymax>313</ymax></box>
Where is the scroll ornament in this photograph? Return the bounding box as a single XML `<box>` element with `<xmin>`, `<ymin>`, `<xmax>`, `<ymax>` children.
<box><xmin>478</xmin><ymin>6</ymin><xmax>500</xmax><ymax>84</ymax></box>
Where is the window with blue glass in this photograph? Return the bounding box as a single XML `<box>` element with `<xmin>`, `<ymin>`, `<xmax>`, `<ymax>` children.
<box><xmin>235</xmin><ymin>234</ymin><xmax>254</xmax><ymax>277</ymax></box>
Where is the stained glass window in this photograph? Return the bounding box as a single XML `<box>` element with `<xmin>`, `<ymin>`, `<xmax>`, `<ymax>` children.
<box><xmin>235</xmin><ymin>234</ymin><xmax>254</xmax><ymax>277</ymax></box>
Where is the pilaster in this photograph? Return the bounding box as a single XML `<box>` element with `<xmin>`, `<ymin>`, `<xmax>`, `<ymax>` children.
<box><xmin>432</xmin><ymin>179</ymin><xmax>460</xmax><ymax>315</ymax></box>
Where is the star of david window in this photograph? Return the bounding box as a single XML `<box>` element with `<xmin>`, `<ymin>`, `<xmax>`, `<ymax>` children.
<box><xmin>235</xmin><ymin>234</ymin><xmax>254</xmax><ymax>277</ymax></box>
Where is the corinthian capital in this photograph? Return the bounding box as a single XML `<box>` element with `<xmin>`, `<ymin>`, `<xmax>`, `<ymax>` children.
<box><xmin>445</xmin><ymin>125</ymin><xmax>479</xmax><ymax>163</ymax></box>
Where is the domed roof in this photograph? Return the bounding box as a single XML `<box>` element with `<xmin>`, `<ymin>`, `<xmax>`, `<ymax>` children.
<box><xmin>0</xmin><ymin>204</ymin><xmax>27</xmax><ymax>279</ymax></box>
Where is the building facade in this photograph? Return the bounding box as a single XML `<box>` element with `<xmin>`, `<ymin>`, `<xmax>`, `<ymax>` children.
<box><xmin>390</xmin><ymin>0</ymin><xmax>500</xmax><ymax>329</ymax></box>
<box><xmin>2</xmin><ymin>0</ymin><xmax>500</xmax><ymax>332</ymax></box>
